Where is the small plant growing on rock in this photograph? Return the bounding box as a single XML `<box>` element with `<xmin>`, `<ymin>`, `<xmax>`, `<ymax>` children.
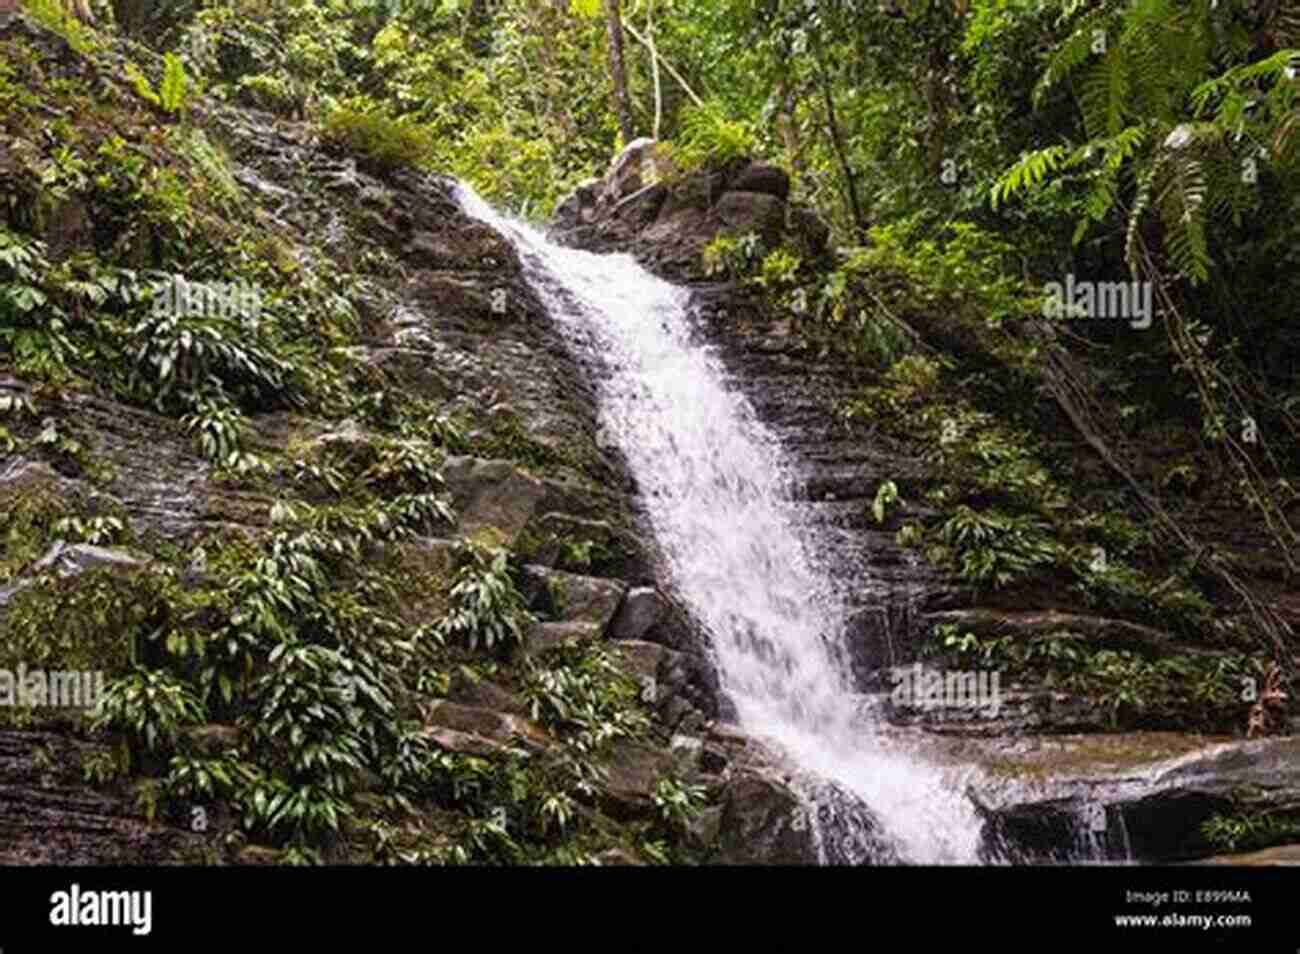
<box><xmin>433</xmin><ymin>540</ymin><xmax>533</xmax><ymax>652</ymax></box>
<box><xmin>666</xmin><ymin>101</ymin><xmax>757</xmax><ymax>172</ymax></box>
<box><xmin>51</xmin><ymin>514</ymin><xmax>127</xmax><ymax>546</ymax></box>
<box><xmin>92</xmin><ymin>668</ymin><xmax>206</xmax><ymax>772</ymax></box>
<box><xmin>702</xmin><ymin>231</ymin><xmax>765</xmax><ymax>280</ymax></box>
<box><xmin>872</xmin><ymin>480</ymin><xmax>902</xmax><ymax>524</ymax></box>
<box><xmin>81</xmin><ymin>747</ymin><xmax>123</xmax><ymax>786</ymax></box>
<box><xmin>321</xmin><ymin>105</ymin><xmax>437</xmax><ymax>171</ymax></box>
<box><xmin>1202</xmin><ymin>811</ymin><xmax>1300</xmax><ymax>854</ymax></box>
<box><xmin>652</xmin><ymin>776</ymin><xmax>707</xmax><ymax>828</ymax></box>
<box><xmin>124</xmin><ymin>52</ymin><xmax>191</xmax><ymax>117</ymax></box>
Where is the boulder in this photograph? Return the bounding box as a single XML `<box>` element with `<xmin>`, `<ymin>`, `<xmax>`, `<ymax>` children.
<box><xmin>608</xmin><ymin>587</ymin><xmax>668</xmax><ymax>641</ymax></box>
<box><xmin>597</xmin><ymin>739</ymin><xmax>678</xmax><ymax>820</ymax></box>
<box><xmin>444</xmin><ymin>673</ymin><xmax>528</xmax><ymax>716</ymax></box>
<box><xmin>441</xmin><ymin>456</ymin><xmax>549</xmax><ymax>544</ymax></box>
<box><xmin>609</xmin><ymin>640</ymin><xmax>676</xmax><ymax>683</ymax></box>
<box><xmin>523</xmin><ymin>620</ymin><xmax>603</xmax><ymax>656</ymax></box>
<box><xmin>712</xmin><ymin>190</ymin><xmax>786</xmax><ymax>246</ymax></box>
<box><xmin>550</xmin><ymin>145</ymin><xmax>829</xmax><ymax>281</ymax></box>
<box><xmin>973</xmin><ymin>736</ymin><xmax>1300</xmax><ymax>863</ymax></box>
<box><xmin>727</xmin><ymin>162</ymin><xmax>790</xmax><ymax>201</ymax></box>
<box><xmin>519</xmin><ymin>565</ymin><xmax>626</xmax><ymax>629</ymax></box>
<box><xmin>600</xmin><ymin>137</ymin><xmax>659</xmax><ymax>206</ymax></box>
<box><xmin>714</xmin><ymin>772</ymin><xmax>818</xmax><ymax>864</ymax></box>
<box><xmin>424</xmin><ymin>701</ymin><xmax>549</xmax><ymax>749</ymax></box>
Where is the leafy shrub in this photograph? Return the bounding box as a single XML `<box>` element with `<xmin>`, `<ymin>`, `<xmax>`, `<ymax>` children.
<box><xmin>93</xmin><ymin>668</ymin><xmax>206</xmax><ymax>761</ymax></box>
<box><xmin>234</xmin><ymin>73</ymin><xmax>306</xmax><ymax>114</ymax></box>
<box><xmin>128</xmin><ymin>310</ymin><xmax>296</xmax><ymax>412</ymax></box>
<box><xmin>667</xmin><ymin>101</ymin><xmax>758</xmax><ymax>172</ymax></box>
<box><xmin>521</xmin><ymin>642</ymin><xmax>647</xmax><ymax>753</ymax></box>
<box><xmin>0</xmin><ymin>229</ymin><xmax>78</xmax><ymax>385</ymax></box>
<box><xmin>702</xmin><ymin>232</ymin><xmax>765</xmax><ymax>280</ymax></box>
<box><xmin>756</xmin><ymin>247</ymin><xmax>802</xmax><ymax>289</ymax></box>
<box><xmin>935</xmin><ymin>625</ymin><xmax>1255</xmax><ymax>731</ymax></box>
<box><xmin>321</xmin><ymin>105</ymin><xmax>437</xmax><ymax>170</ymax></box>
<box><xmin>932</xmin><ymin>506</ymin><xmax>1059</xmax><ymax>588</ymax></box>
<box><xmin>1202</xmin><ymin>812</ymin><xmax>1300</xmax><ymax>854</ymax></box>
<box><xmin>433</xmin><ymin>541</ymin><xmax>533</xmax><ymax>652</ymax></box>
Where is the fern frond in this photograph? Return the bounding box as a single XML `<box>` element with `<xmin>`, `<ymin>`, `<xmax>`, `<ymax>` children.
<box><xmin>1075</xmin><ymin>47</ymin><xmax>1125</xmax><ymax>138</ymax></box>
<box><xmin>1034</xmin><ymin>10</ymin><xmax>1110</xmax><ymax>108</ymax></box>
<box><xmin>1191</xmin><ymin>49</ymin><xmax>1298</xmax><ymax>117</ymax></box>
<box><xmin>1273</xmin><ymin>107</ymin><xmax>1300</xmax><ymax>163</ymax></box>
<box><xmin>1125</xmin><ymin>161</ymin><xmax>1157</xmax><ymax>270</ymax></box>
<box><xmin>1154</xmin><ymin>151</ymin><xmax>1212</xmax><ymax>284</ymax></box>
<box><xmin>990</xmin><ymin>144</ymin><xmax>1071</xmax><ymax>208</ymax></box>
<box><xmin>124</xmin><ymin>61</ymin><xmax>161</xmax><ymax>108</ymax></box>
<box><xmin>1273</xmin><ymin>3</ymin><xmax>1300</xmax><ymax>46</ymax></box>
<box><xmin>160</xmin><ymin>53</ymin><xmax>188</xmax><ymax>115</ymax></box>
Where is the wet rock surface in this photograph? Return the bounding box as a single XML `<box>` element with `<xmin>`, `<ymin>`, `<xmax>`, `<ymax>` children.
<box><xmin>912</xmin><ymin>732</ymin><xmax>1300</xmax><ymax>862</ymax></box>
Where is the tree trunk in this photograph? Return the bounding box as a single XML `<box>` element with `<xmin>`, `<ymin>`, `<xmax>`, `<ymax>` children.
<box><xmin>811</xmin><ymin>32</ymin><xmax>866</xmax><ymax>239</ymax></box>
<box><xmin>646</xmin><ymin>0</ymin><xmax>662</xmax><ymax>140</ymax></box>
<box><xmin>604</xmin><ymin>0</ymin><xmax>634</xmax><ymax>143</ymax></box>
<box><xmin>775</xmin><ymin>73</ymin><xmax>803</xmax><ymax>175</ymax></box>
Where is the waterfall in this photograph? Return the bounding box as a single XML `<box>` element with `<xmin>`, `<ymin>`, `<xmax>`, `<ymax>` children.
<box><xmin>453</xmin><ymin>182</ymin><xmax>984</xmax><ymax>864</ymax></box>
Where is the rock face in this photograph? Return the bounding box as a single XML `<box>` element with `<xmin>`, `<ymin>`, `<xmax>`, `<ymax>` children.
<box><xmin>0</xmin><ymin>36</ymin><xmax>825</xmax><ymax>861</ymax></box>
<box><xmin>946</xmin><ymin>733</ymin><xmax>1300</xmax><ymax>863</ymax></box>
<box><xmin>0</xmin><ymin>541</ymin><xmax>146</xmax><ymax>611</ymax></box>
<box><xmin>0</xmin><ymin>730</ymin><xmax>209</xmax><ymax>864</ymax></box>
<box><xmin>551</xmin><ymin>140</ymin><xmax>829</xmax><ymax>280</ymax></box>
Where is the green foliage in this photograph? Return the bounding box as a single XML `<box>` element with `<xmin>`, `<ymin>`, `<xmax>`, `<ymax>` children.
<box><xmin>1202</xmin><ymin>812</ymin><xmax>1300</xmax><ymax>854</ymax></box>
<box><xmin>0</xmin><ymin>566</ymin><xmax>166</xmax><ymax>680</ymax></box>
<box><xmin>521</xmin><ymin>642</ymin><xmax>648</xmax><ymax>754</ymax></box>
<box><xmin>872</xmin><ymin>480</ymin><xmax>901</xmax><ymax>525</ymax></box>
<box><xmin>665</xmin><ymin>100</ymin><xmax>759</xmax><ymax>172</ymax></box>
<box><xmin>433</xmin><ymin>541</ymin><xmax>533</xmax><ymax>652</ymax></box>
<box><xmin>756</xmin><ymin>247</ymin><xmax>802</xmax><ymax>289</ymax></box>
<box><xmin>936</xmin><ymin>625</ymin><xmax>1256</xmax><ymax>731</ymax></box>
<box><xmin>0</xmin><ymin>228</ymin><xmax>78</xmax><ymax>386</ymax></box>
<box><xmin>845</xmin><ymin>355</ymin><xmax>942</xmax><ymax>419</ymax></box>
<box><xmin>0</xmin><ymin>485</ymin><xmax>71</xmax><ymax>581</ymax></box>
<box><xmin>321</xmin><ymin>105</ymin><xmax>438</xmax><ymax>170</ymax></box>
<box><xmin>94</xmin><ymin>668</ymin><xmax>206</xmax><ymax>757</ymax></box>
<box><xmin>128</xmin><ymin>307</ymin><xmax>295</xmax><ymax>412</ymax></box>
<box><xmin>932</xmin><ymin>506</ymin><xmax>1060</xmax><ymax>589</ymax></box>
<box><xmin>855</xmin><ymin>220</ymin><xmax>1041</xmax><ymax>330</ymax></box>
<box><xmin>652</xmin><ymin>776</ymin><xmax>707</xmax><ymax>828</ymax></box>
<box><xmin>124</xmin><ymin>52</ymin><xmax>192</xmax><ymax>116</ymax></box>
<box><xmin>991</xmin><ymin>0</ymin><xmax>1299</xmax><ymax>286</ymax></box>
<box><xmin>82</xmin><ymin>747</ymin><xmax>124</xmax><ymax>785</ymax></box>
<box><xmin>19</xmin><ymin>0</ymin><xmax>98</xmax><ymax>53</ymax></box>
<box><xmin>182</xmin><ymin>397</ymin><xmax>256</xmax><ymax>467</ymax></box>
<box><xmin>51</xmin><ymin>514</ymin><xmax>127</xmax><ymax>547</ymax></box>
<box><xmin>701</xmin><ymin>231</ymin><xmax>766</xmax><ymax>280</ymax></box>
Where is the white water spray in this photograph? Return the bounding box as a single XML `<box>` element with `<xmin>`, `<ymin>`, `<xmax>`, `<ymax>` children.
<box><xmin>453</xmin><ymin>182</ymin><xmax>984</xmax><ymax>863</ymax></box>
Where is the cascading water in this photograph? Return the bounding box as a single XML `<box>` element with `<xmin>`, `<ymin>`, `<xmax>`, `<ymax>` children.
<box><xmin>453</xmin><ymin>181</ymin><xmax>985</xmax><ymax>863</ymax></box>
